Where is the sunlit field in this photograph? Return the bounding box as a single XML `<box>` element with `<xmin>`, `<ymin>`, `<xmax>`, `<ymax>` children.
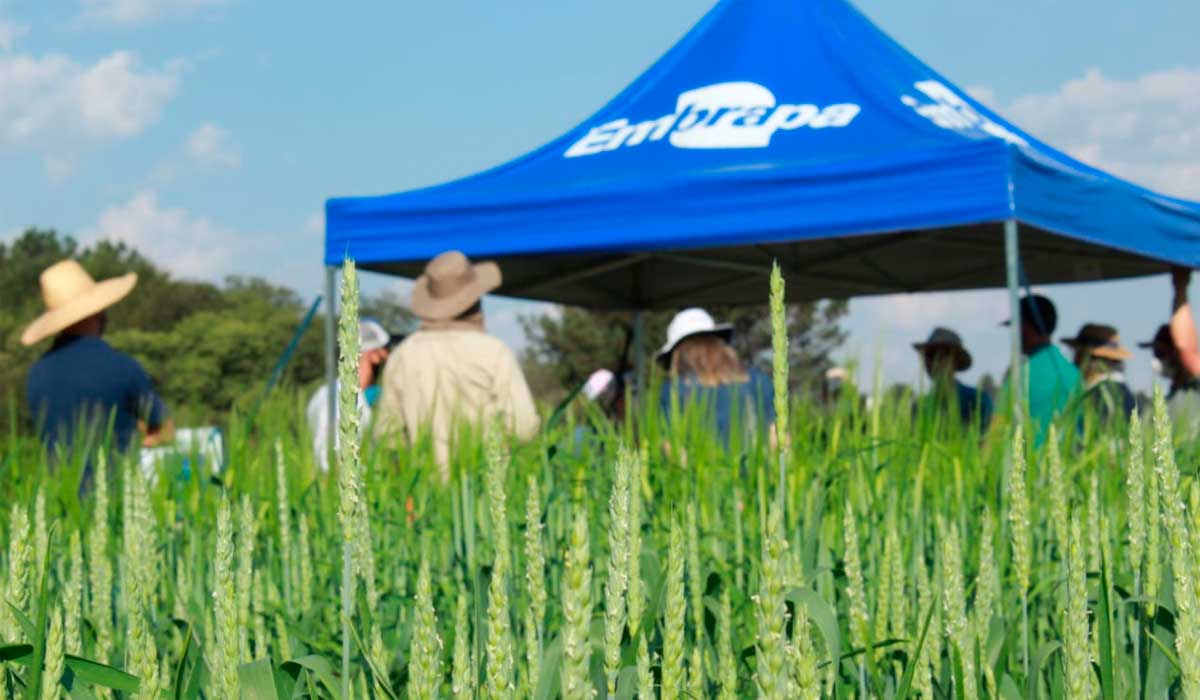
<box><xmin>3</xmin><ymin>262</ymin><xmax>1198</xmax><ymax>699</ymax></box>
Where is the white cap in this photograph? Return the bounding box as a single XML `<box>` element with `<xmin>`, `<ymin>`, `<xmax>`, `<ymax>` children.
<box><xmin>359</xmin><ymin>319</ymin><xmax>389</xmax><ymax>353</ymax></box>
<box><xmin>583</xmin><ymin>369</ymin><xmax>616</xmax><ymax>401</ymax></box>
<box><xmin>657</xmin><ymin>308</ymin><xmax>734</xmax><ymax>360</ymax></box>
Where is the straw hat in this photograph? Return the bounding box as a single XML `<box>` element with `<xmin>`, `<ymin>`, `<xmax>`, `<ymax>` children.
<box><xmin>656</xmin><ymin>308</ymin><xmax>734</xmax><ymax>364</ymax></box>
<box><xmin>1061</xmin><ymin>323</ymin><xmax>1131</xmax><ymax>361</ymax></box>
<box><xmin>912</xmin><ymin>327</ymin><xmax>972</xmax><ymax>372</ymax></box>
<box><xmin>410</xmin><ymin>251</ymin><xmax>501</xmax><ymax>320</ymax></box>
<box><xmin>21</xmin><ymin>260</ymin><xmax>137</xmax><ymax>346</ymax></box>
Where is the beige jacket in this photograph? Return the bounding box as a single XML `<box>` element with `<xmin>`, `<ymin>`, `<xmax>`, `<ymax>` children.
<box><xmin>373</xmin><ymin>325</ymin><xmax>539</xmax><ymax>476</ymax></box>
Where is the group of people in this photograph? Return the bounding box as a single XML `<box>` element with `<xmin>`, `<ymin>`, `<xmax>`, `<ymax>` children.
<box><xmin>20</xmin><ymin>249</ymin><xmax>1200</xmax><ymax>476</ymax></box>
<box><xmin>913</xmin><ymin>268</ymin><xmax>1200</xmax><ymax>439</ymax></box>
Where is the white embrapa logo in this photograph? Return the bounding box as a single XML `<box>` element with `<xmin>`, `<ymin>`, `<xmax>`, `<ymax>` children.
<box><xmin>901</xmin><ymin>80</ymin><xmax>1027</xmax><ymax>146</ymax></box>
<box><xmin>564</xmin><ymin>81</ymin><xmax>861</xmax><ymax>158</ymax></box>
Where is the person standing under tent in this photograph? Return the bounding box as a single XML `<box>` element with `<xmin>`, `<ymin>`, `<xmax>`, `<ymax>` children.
<box><xmin>1061</xmin><ymin>323</ymin><xmax>1135</xmax><ymax>425</ymax></box>
<box><xmin>23</xmin><ymin>259</ymin><xmax>173</xmax><ymax>463</ymax></box>
<box><xmin>373</xmin><ymin>251</ymin><xmax>539</xmax><ymax>480</ymax></box>
<box><xmin>658</xmin><ymin>308</ymin><xmax>775</xmax><ymax>447</ymax></box>
<box><xmin>306</xmin><ymin>318</ymin><xmax>391</xmax><ymax>471</ymax></box>
<box><xmin>1000</xmin><ymin>294</ymin><xmax>1080</xmax><ymax>442</ymax></box>
<box><xmin>912</xmin><ymin>327</ymin><xmax>993</xmax><ymax>431</ymax></box>
<box><xmin>1141</xmin><ymin>267</ymin><xmax>1200</xmax><ymax>436</ymax></box>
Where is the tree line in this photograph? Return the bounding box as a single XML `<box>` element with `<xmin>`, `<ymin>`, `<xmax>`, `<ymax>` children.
<box><xmin>2</xmin><ymin>228</ymin><xmax>850</xmax><ymax>431</ymax></box>
<box><xmin>0</xmin><ymin>229</ymin><xmax>415</xmax><ymax>430</ymax></box>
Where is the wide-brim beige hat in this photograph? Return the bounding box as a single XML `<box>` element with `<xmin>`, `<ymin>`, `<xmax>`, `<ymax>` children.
<box><xmin>410</xmin><ymin>250</ymin><xmax>501</xmax><ymax>320</ymax></box>
<box><xmin>1062</xmin><ymin>323</ymin><xmax>1132</xmax><ymax>361</ymax></box>
<box><xmin>21</xmin><ymin>260</ymin><xmax>137</xmax><ymax>346</ymax></box>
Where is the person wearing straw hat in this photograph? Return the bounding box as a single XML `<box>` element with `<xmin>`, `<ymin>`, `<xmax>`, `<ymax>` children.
<box><xmin>1062</xmin><ymin>323</ymin><xmax>1135</xmax><ymax>424</ymax></box>
<box><xmin>22</xmin><ymin>259</ymin><xmax>172</xmax><ymax>457</ymax></box>
<box><xmin>913</xmin><ymin>327</ymin><xmax>993</xmax><ymax>431</ymax></box>
<box><xmin>306</xmin><ymin>318</ymin><xmax>391</xmax><ymax>472</ymax></box>
<box><xmin>373</xmin><ymin>251</ymin><xmax>538</xmax><ymax>479</ymax></box>
<box><xmin>657</xmin><ymin>307</ymin><xmax>775</xmax><ymax>446</ymax></box>
<box><xmin>1139</xmin><ymin>267</ymin><xmax>1200</xmax><ymax>434</ymax></box>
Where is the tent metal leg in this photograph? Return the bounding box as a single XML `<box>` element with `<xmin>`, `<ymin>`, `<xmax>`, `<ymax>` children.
<box><xmin>633</xmin><ymin>311</ymin><xmax>645</xmax><ymax>397</ymax></box>
<box><xmin>1004</xmin><ymin>219</ymin><xmax>1023</xmax><ymax>415</ymax></box>
<box><xmin>324</xmin><ymin>265</ymin><xmax>338</xmax><ymax>464</ymax></box>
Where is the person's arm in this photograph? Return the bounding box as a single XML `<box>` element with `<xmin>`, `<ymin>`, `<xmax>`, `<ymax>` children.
<box><xmin>141</xmin><ymin>418</ymin><xmax>175</xmax><ymax>448</ymax></box>
<box><xmin>129</xmin><ymin>360</ymin><xmax>172</xmax><ymax>447</ymax></box>
<box><xmin>1171</xmin><ymin>267</ymin><xmax>1200</xmax><ymax>378</ymax></box>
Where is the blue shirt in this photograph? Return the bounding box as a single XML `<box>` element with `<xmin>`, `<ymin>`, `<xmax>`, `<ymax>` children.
<box><xmin>921</xmin><ymin>380</ymin><xmax>993</xmax><ymax>432</ymax></box>
<box><xmin>26</xmin><ymin>335</ymin><xmax>166</xmax><ymax>453</ymax></box>
<box><xmin>660</xmin><ymin>369</ymin><xmax>776</xmax><ymax>445</ymax></box>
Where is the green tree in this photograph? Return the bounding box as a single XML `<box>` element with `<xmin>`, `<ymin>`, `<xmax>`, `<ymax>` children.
<box><xmin>360</xmin><ymin>288</ymin><xmax>418</xmax><ymax>337</ymax></box>
<box><xmin>520</xmin><ymin>301</ymin><xmax>848</xmax><ymax>396</ymax></box>
<box><xmin>0</xmin><ymin>228</ymin><xmax>400</xmax><ymax>432</ymax></box>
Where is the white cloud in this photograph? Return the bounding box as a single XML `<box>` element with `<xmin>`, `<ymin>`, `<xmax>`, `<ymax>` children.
<box><xmin>303</xmin><ymin>211</ymin><xmax>324</xmax><ymax>238</ymax></box>
<box><xmin>78</xmin><ymin>0</ymin><xmax>230</xmax><ymax>26</ymax></box>
<box><xmin>855</xmin><ymin>289</ymin><xmax>1007</xmax><ymax>335</ymax></box>
<box><xmin>80</xmin><ymin>193</ymin><xmax>329</xmax><ymax>294</ymax></box>
<box><xmin>0</xmin><ymin>50</ymin><xmax>179</xmax><ymax>179</ymax></box>
<box><xmin>0</xmin><ymin>18</ymin><xmax>28</xmax><ymax>52</ymax></box>
<box><xmin>964</xmin><ymin>84</ymin><xmax>996</xmax><ymax>107</ymax></box>
<box><xmin>81</xmin><ymin>190</ymin><xmax>237</xmax><ymax>279</ymax></box>
<box><xmin>185</xmin><ymin>123</ymin><xmax>240</xmax><ymax>168</ymax></box>
<box><xmin>977</xmin><ymin>66</ymin><xmax>1200</xmax><ymax>199</ymax></box>
<box><xmin>43</xmin><ymin>154</ymin><xmax>77</xmax><ymax>183</ymax></box>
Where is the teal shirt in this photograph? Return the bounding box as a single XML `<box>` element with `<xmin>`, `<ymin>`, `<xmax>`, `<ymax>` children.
<box><xmin>1004</xmin><ymin>344</ymin><xmax>1080</xmax><ymax>440</ymax></box>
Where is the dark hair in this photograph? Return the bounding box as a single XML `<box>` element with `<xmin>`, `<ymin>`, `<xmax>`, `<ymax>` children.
<box><xmin>1020</xmin><ymin>295</ymin><xmax>1057</xmax><ymax>335</ymax></box>
<box><xmin>456</xmin><ymin>301</ymin><xmax>483</xmax><ymax>320</ymax></box>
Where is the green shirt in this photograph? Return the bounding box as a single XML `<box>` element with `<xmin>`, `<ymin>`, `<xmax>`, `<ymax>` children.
<box><xmin>1003</xmin><ymin>344</ymin><xmax>1081</xmax><ymax>441</ymax></box>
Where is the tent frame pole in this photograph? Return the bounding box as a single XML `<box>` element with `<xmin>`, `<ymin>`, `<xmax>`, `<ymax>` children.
<box><xmin>324</xmin><ymin>265</ymin><xmax>338</xmax><ymax>465</ymax></box>
<box><xmin>1004</xmin><ymin>219</ymin><xmax>1023</xmax><ymax>417</ymax></box>
<box><xmin>633</xmin><ymin>311</ymin><xmax>646</xmax><ymax>396</ymax></box>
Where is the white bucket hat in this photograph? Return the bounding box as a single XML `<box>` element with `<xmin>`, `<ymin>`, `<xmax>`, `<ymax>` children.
<box><xmin>358</xmin><ymin>319</ymin><xmax>390</xmax><ymax>353</ymax></box>
<box><xmin>656</xmin><ymin>308</ymin><xmax>733</xmax><ymax>364</ymax></box>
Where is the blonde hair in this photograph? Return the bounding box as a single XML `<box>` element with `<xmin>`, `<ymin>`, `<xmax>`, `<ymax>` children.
<box><xmin>669</xmin><ymin>334</ymin><xmax>748</xmax><ymax>387</ymax></box>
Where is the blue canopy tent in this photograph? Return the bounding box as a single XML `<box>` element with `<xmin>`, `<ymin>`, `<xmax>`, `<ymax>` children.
<box><xmin>321</xmin><ymin>0</ymin><xmax>1200</xmax><ymax>434</ymax></box>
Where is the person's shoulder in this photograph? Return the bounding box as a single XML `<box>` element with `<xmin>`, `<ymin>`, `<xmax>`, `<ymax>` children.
<box><xmin>744</xmin><ymin>369</ymin><xmax>774</xmax><ymax>395</ymax></box>
<box><xmin>473</xmin><ymin>331</ymin><xmax>519</xmax><ymax>358</ymax></box>
<box><xmin>390</xmin><ymin>331</ymin><xmax>438</xmax><ymax>358</ymax></box>
<box><xmin>99</xmin><ymin>340</ymin><xmax>148</xmax><ymax>374</ymax></box>
<box><xmin>1050</xmin><ymin>345</ymin><xmax>1078</xmax><ymax>370</ymax></box>
<box><xmin>747</xmin><ymin>368</ymin><xmax>772</xmax><ymax>384</ymax></box>
<box><xmin>26</xmin><ymin>351</ymin><xmax>54</xmax><ymax>388</ymax></box>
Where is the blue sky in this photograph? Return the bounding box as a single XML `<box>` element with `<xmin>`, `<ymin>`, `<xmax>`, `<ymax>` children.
<box><xmin>3</xmin><ymin>0</ymin><xmax>1198</xmax><ymax>392</ymax></box>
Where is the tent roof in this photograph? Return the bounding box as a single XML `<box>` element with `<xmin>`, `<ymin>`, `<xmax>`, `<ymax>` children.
<box><xmin>325</xmin><ymin>0</ymin><xmax>1200</xmax><ymax>308</ymax></box>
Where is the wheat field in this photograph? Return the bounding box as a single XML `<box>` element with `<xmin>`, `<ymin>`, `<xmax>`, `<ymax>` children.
<box><xmin>1</xmin><ymin>260</ymin><xmax>1197</xmax><ymax>698</ymax></box>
